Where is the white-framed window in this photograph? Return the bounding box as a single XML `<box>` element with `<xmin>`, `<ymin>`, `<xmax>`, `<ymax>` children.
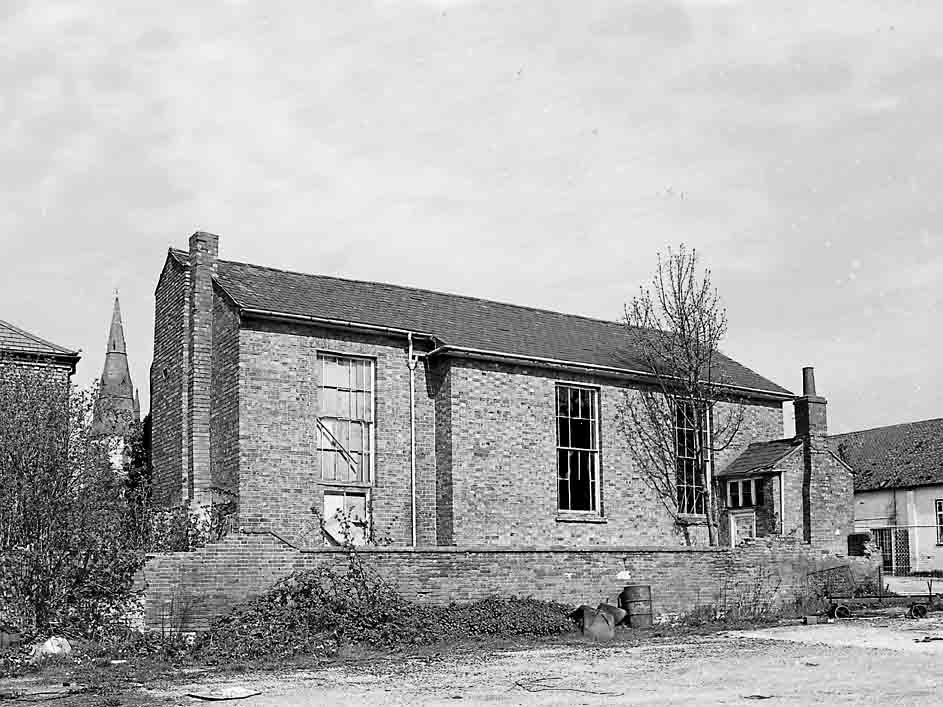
<box><xmin>727</xmin><ymin>478</ymin><xmax>765</xmax><ymax>509</ymax></box>
<box><xmin>936</xmin><ymin>499</ymin><xmax>943</xmax><ymax>545</ymax></box>
<box><xmin>317</xmin><ymin>354</ymin><xmax>375</xmax><ymax>483</ymax></box>
<box><xmin>322</xmin><ymin>490</ymin><xmax>368</xmax><ymax>546</ymax></box>
<box><xmin>675</xmin><ymin>399</ymin><xmax>708</xmax><ymax>515</ymax></box>
<box><xmin>556</xmin><ymin>384</ymin><xmax>600</xmax><ymax>512</ymax></box>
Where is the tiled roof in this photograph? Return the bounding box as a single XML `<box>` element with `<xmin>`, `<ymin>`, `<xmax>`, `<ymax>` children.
<box><xmin>830</xmin><ymin>418</ymin><xmax>943</xmax><ymax>491</ymax></box>
<box><xmin>0</xmin><ymin>319</ymin><xmax>78</xmax><ymax>358</ymax></box>
<box><xmin>169</xmin><ymin>250</ymin><xmax>792</xmax><ymax>397</ymax></box>
<box><xmin>717</xmin><ymin>438</ymin><xmax>802</xmax><ymax>478</ymax></box>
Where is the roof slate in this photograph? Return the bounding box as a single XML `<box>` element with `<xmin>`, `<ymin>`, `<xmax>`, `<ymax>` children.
<box><xmin>830</xmin><ymin>418</ymin><xmax>943</xmax><ymax>491</ymax></box>
<box><xmin>168</xmin><ymin>249</ymin><xmax>791</xmax><ymax>397</ymax></box>
<box><xmin>717</xmin><ymin>438</ymin><xmax>802</xmax><ymax>478</ymax></box>
<box><xmin>0</xmin><ymin>319</ymin><xmax>78</xmax><ymax>358</ymax></box>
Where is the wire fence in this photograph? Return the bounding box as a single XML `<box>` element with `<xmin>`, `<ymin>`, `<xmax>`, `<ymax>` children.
<box><xmin>860</xmin><ymin>525</ymin><xmax>943</xmax><ymax>576</ymax></box>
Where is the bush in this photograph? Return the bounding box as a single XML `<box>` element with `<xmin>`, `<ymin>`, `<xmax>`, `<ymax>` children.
<box><xmin>195</xmin><ymin>554</ymin><xmax>574</xmax><ymax>661</ymax></box>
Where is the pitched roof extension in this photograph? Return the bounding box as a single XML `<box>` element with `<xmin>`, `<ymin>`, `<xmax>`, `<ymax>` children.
<box><xmin>830</xmin><ymin>418</ymin><xmax>943</xmax><ymax>492</ymax></box>
<box><xmin>716</xmin><ymin>438</ymin><xmax>803</xmax><ymax>478</ymax></box>
<box><xmin>0</xmin><ymin>319</ymin><xmax>80</xmax><ymax>365</ymax></box>
<box><xmin>168</xmin><ymin>249</ymin><xmax>792</xmax><ymax>398</ymax></box>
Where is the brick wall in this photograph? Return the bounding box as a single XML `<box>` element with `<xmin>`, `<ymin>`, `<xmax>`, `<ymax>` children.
<box><xmin>439</xmin><ymin>358</ymin><xmax>783</xmax><ymax>547</ymax></box>
<box><xmin>136</xmin><ymin>532</ymin><xmax>875</xmax><ymax>632</ymax></box>
<box><xmin>150</xmin><ymin>255</ymin><xmax>188</xmax><ymax>507</ymax></box>
<box><xmin>806</xmin><ymin>440</ymin><xmax>854</xmax><ymax>553</ymax></box>
<box><xmin>187</xmin><ymin>232</ymin><xmax>218</xmax><ymax>507</ymax></box>
<box><xmin>238</xmin><ymin>320</ymin><xmax>436</xmax><ymax>547</ymax></box>
<box><xmin>210</xmin><ymin>292</ymin><xmax>240</xmax><ymax>502</ymax></box>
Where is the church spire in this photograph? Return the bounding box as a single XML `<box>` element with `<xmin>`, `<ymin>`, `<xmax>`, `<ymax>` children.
<box><xmin>92</xmin><ymin>294</ymin><xmax>136</xmax><ymax>437</ymax></box>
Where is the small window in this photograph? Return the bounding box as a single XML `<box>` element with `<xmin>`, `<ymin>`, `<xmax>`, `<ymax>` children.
<box><xmin>322</xmin><ymin>490</ymin><xmax>368</xmax><ymax>546</ymax></box>
<box><xmin>727</xmin><ymin>478</ymin><xmax>764</xmax><ymax>509</ymax></box>
<box><xmin>936</xmin><ymin>500</ymin><xmax>943</xmax><ymax>545</ymax></box>
<box><xmin>556</xmin><ymin>385</ymin><xmax>600</xmax><ymax>512</ymax></box>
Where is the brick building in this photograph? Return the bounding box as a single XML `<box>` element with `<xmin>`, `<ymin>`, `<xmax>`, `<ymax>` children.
<box><xmin>0</xmin><ymin>318</ymin><xmax>80</xmax><ymax>390</ymax></box>
<box><xmin>150</xmin><ymin>232</ymin><xmax>852</xmax><ymax>553</ymax></box>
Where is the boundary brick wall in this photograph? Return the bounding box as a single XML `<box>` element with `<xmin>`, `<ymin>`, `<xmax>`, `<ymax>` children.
<box><xmin>136</xmin><ymin>532</ymin><xmax>873</xmax><ymax>632</ymax></box>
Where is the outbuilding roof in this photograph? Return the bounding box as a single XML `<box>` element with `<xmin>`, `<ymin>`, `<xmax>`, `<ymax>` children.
<box><xmin>168</xmin><ymin>249</ymin><xmax>792</xmax><ymax>398</ymax></box>
<box><xmin>716</xmin><ymin>438</ymin><xmax>803</xmax><ymax>478</ymax></box>
<box><xmin>0</xmin><ymin>319</ymin><xmax>79</xmax><ymax>362</ymax></box>
<box><xmin>830</xmin><ymin>418</ymin><xmax>943</xmax><ymax>491</ymax></box>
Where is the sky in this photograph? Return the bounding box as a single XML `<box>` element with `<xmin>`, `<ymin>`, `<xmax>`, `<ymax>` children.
<box><xmin>2</xmin><ymin>0</ymin><xmax>941</xmax><ymax>435</ymax></box>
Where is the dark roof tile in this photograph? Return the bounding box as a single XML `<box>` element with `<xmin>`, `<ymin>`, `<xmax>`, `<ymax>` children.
<box><xmin>169</xmin><ymin>249</ymin><xmax>791</xmax><ymax>397</ymax></box>
<box><xmin>830</xmin><ymin>419</ymin><xmax>943</xmax><ymax>491</ymax></box>
<box><xmin>717</xmin><ymin>438</ymin><xmax>802</xmax><ymax>478</ymax></box>
<box><xmin>0</xmin><ymin>319</ymin><xmax>78</xmax><ymax>358</ymax></box>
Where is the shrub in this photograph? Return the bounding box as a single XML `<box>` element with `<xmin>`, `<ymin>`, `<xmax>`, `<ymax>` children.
<box><xmin>195</xmin><ymin>553</ymin><xmax>574</xmax><ymax>661</ymax></box>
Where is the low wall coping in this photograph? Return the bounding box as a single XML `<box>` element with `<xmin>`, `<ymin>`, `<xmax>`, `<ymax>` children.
<box><xmin>297</xmin><ymin>544</ymin><xmax>730</xmax><ymax>555</ymax></box>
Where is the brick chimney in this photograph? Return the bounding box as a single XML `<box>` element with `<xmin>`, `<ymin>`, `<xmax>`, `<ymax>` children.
<box><xmin>794</xmin><ymin>366</ymin><xmax>827</xmax><ymax>438</ymax></box>
<box><xmin>187</xmin><ymin>231</ymin><xmax>219</xmax><ymax>508</ymax></box>
<box><xmin>794</xmin><ymin>366</ymin><xmax>853</xmax><ymax>550</ymax></box>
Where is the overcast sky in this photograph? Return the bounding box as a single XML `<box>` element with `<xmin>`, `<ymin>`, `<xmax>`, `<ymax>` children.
<box><xmin>2</xmin><ymin>0</ymin><xmax>941</xmax><ymax>435</ymax></box>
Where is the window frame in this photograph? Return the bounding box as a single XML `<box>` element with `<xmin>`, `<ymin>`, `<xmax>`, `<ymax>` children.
<box><xmin>316</xmin><ymin>352</ymin><xmax>376</xmax><ymax>485</ymax></box>
<box><xmin>727</xmin><ymin>478</ymin><xmax>764</xmax><ymax>510</ymax></box>
<box><xmin>674</xmin><ymin>398</ymin><xmax>709</xmax><ymax>516</ymax></box>
<box><xmin>322</xmin><ymin>488</ymin><xmax>371</xmax><ymax>546</ymax></box>
<box><xmin>555</xmin><ymin>382</ymin><xmax>602</xmax><ymax>515</ymax></box>
<box><xmin>936</xmin><ymin>499</ymin><xmax>943</xmax><ymax>545</ymax></box>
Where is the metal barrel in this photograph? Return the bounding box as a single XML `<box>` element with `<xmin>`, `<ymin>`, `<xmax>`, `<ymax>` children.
<box><xmin>619</xmin><ymin>585</ymin><xmax>653</xmax><ymax>629</ymax></box>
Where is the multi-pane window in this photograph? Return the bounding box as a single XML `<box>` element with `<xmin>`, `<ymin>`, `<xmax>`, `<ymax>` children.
<box><xmin>936</xmin><ymin>500</ymin><xmax>943</xmax><ymax>545</ymax></box>
<box><xmin>675</xmin><ymin>399</ymin><xmax>707</xmax><ymax>515</ymax></box>
<box><xmin>727</xmin><ymin>478</ymin><xmax>764</xmax><ymax>509</ymax></box>
<box><xmin>556</xmin><ymin>385</ymin><xmax>599</xmax><ymax>512</ymax></box>
<box><xmin>317</xmin><ymin>354</ymin><xmax>374</xmax><ymax>483</ymax></box>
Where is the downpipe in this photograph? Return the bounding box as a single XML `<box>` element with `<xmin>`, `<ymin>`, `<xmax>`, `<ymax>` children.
<box><xmin>408</xmin><ymin>333</ymin><xmax>418</xmax><ymax>547</ymax></box>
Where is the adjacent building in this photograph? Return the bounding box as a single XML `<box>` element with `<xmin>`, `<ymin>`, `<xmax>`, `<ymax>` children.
<box><xmin>150</xmin><ymin>232</ymin><xmax>854</xmax><ymax>553</ymax></box>
<box><xmin>0</xmin><ymin>318</ymin><xmax>80</xmax><ymax>389</ymax></box>
<box><xmin>833</xmin><ymin>418</ymin><xmax>943</xmax><ymax>575</ymax></box>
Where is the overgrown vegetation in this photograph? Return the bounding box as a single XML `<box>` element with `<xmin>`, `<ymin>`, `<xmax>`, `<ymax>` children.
<box><xmin>196</xmin><ymin>553</ymin><xmax>573</xmax><ymax>661</ymax></box>
<box><xmin>0</xmin><ymin>369</ymin><xmax>233</xmax><ymax>646</ymax></box>
<box><xmin>0</xmin><ymin>375</ymin><xmax>145</xmax><ymax>637</ymax></box>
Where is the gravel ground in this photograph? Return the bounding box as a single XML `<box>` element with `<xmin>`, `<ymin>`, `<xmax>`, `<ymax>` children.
<box><xmin>155</xmin><ymin>615</ymin><xmax>943</xmax><ymax>706</ymax></box>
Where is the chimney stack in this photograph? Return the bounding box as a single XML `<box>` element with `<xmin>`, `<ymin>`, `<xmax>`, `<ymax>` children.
<box><xmin>794</xmin><ymin>366</ymin><xmax>827</xmax><ymax>438</ymax></box>
<box><xmin>187</xmin><ymin>231</ymin><xmax>219</xmax><ymax>507</ymax></box>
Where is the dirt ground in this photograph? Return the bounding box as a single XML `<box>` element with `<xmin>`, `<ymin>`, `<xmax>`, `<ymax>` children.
<box><xmin>10</xmin><ymin>611</ymin><xmax>943</xmax><ymax>705</ymax></box>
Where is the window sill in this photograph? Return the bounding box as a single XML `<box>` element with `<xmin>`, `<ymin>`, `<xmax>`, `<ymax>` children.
<box><xmin>317</xmin><ymin>480</ymin><xmax>373</xmax><ymax>489</ymax></box>
<box><xmin>555</xmin><ymin>513</ymin><xmax>607</xmax><ymax>524</ymax></box>
<box><xmin>677</xmin><ymin>514</ymin><xmax>708</xmax><ymax>525</ymax></box>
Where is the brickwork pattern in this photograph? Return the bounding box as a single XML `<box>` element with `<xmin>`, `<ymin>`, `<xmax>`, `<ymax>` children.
<box><xmin>210</xmin><ymin>293</ymin><xmax>240</xmax><ymax>503</ymax></box>
<box><xmin>238</xmin><ymin>320</ymin><xmax>436</xmax><ymax>547</ymax></box>
<box><xmin>441</xmin><ymin>359</ymin><xmax>783</xmax><ymax>547</ymax></box>
<box><xmin>150</xmin><ymin>256</ymin><xmax>188</xmax><ymax>507</ymax></box>
<box><xmin>187</xmin><ymin>232</ymin><xmax>218</xmax><ymax>507</ymax></box>
<box><xmin>806</xmin><ymin>440</ymin><xmax>855</xmax><ymax>553</ymax></box>
<box><xmin>430</xmin><ymin>360</ymin><xmax>453</xmax><ymax>544</ymax></box>
<box><xmin>136</xmin><ymin>532</ymin><xmax>876</xmax><ymax>632</ymax></box>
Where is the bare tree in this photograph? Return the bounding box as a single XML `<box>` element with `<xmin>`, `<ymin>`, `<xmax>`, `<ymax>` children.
<box><xmin>619</xmin><ymin>245</ymin><xmax>744</xmax><ymax>546</ymax></box>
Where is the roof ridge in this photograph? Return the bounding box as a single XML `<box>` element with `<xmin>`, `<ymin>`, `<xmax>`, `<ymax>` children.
<box><xmin>216</xmin><ymin>256</ymin><xmax>639</xmax><ymax>330</ymax></box>
<box><xmin>830</xmin><ymin>417</ymin><xmax>943</xmax><ymax>439</ymax></box>
<box><xmin>0</xmin><ymin>318</ymin><xmax>78</xmax><ymax>355</ymax></box>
